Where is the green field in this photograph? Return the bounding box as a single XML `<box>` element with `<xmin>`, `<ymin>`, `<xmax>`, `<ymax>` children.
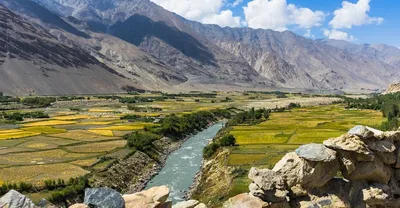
<box><xmin>225</xmin><ymin>104</ymin><xmax>385</xmax><ymax>198</ymax></box>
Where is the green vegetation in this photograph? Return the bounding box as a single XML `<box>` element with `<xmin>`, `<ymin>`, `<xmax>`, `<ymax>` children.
<box><xmin>127</xmin><ymin>105</ymin><xmax>162</xmax><ymax>112</ymax></box>
<box><xmin>1</xmin><ymin>111</ymin><xmax>49</xmax><ymax>122</ymax></box>
<box><xmin>22</xmin><ymin>97</ymin><xmax>56</xmax><ymax>107</ymax></box>
<box><xmin>344</xmin><ymin>92</ymin><xmax>400</xmax><ymax>130</ymax></box>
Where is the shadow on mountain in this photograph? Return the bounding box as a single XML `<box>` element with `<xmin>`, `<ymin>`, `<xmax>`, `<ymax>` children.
<box><xmin>110</xmin><ymin>14</ymin><xmax>216</xmax><ymax>65</ymax></box>
<box><xmin>2</xmin><ymin>0</ymin><xmax>90</xmax><ymax>38</ymax></box>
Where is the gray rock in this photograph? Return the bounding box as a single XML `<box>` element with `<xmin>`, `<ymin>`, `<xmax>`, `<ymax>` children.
<box><xmin>376</xmin><ymin>151</ymin><xmax>397</xmax><ymax>165</ymax></box>
<box><xmin>295</xmin><ymin>143</ymin><xmax>337</xmax><ymax>162</ymax></box>
<box><xmin>0</xmin><ymin>190</ymin><xmax>36</xmax><ymax>208</ymax></box>
<box><xmin>84</xmin><ymin>188</ymin><xmax>124</xmax><ymax>208</ymax></box>
<box><xmin>172</xmin><ymin>200</ymin><xmax>200</xmax><ymax>208</ymax></box>
<box><xmin>366</xmin><ymin>139</ymin><xmax>396</xmax><ymax>153</ymax></box>
<box><xmin>362</xmin><ymin>184</ymin><xmax>393</xmax><ymax>206</ymax></box>
<box><xmin>366</xmin><ymin>127</ymin><xmax>385</xmax><ymax>140</ymax></box>
<box><xmin>343</xmin><ymin>158</ymin><xmax>392</xmax><ymax>184</ymax></box>
<box><xmin>323</xmin><ymin>134</ymin><xmax>374</xmax><ymax>159</ymax></box>
<box><xmin>348</xmin><ymin>125</ymin><xmax>374</xmax><ymax>139</ymax></box>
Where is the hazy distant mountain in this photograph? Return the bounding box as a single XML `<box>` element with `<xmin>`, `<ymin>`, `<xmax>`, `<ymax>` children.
<box><xmin>322</xmin><ymin>39</ymin><xmax>400</xmax><ymax>68</ymax></box>
<box><xmin>1</xmin><ymin>0</ymin><xmax>399</xmax><ymax>94</ymax></box>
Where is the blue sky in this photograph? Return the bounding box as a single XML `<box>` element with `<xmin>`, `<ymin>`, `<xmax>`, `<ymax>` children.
<box><xmin>227</xmin><ymin>0</ymin><xmax>399</xmax><ymax>46</ymax></box>
<box><xmin>151</xmin><ymin>0</ymin><xmax>400</xmax><ymax>47</ymax></box>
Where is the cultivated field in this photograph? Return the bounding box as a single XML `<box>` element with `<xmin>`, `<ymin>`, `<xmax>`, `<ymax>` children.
<box><xmin>0</xmin><ymin>92</ymin><xmax>343</xmax><ymax>186</ymax></box>
<box><xmin>226</xmin><ymin>104</ymin><xmax>385</xmax><ymax>197</ymax></box>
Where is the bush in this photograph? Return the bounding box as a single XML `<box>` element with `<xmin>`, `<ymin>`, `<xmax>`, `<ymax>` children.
<box><xmin>127</xmin><ymin>131</ymin><xmax>158</xmax><ymax>152</ymax></box>
<box><xmin>219</xmin><ymin>134</ymin><xmax>236</xmax><ymax>147</ymax></box>
<box><xmin>203</xmin><ymin>143</ymin><xmax>220</xmax><ymax>159</ymax></box>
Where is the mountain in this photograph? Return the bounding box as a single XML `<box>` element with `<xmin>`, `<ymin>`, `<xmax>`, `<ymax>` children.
<box><xmin>0</xmin><ymin>4</ymin><xmax>134</xmax><ymax>95</ymax></box>
<box><xmin>2</xmin><ymin>0</ymin><xmax>400</xmax><ymax>94</ymax></box>
<box><xmin>383</xmin><ymin>83</ymin><xmax>400</xmax><ymax>94</ymax></box>
<box><xmin>322</xmin><ymin>39</ymin><xmax>400</xmax><ymax>69</ymax></box>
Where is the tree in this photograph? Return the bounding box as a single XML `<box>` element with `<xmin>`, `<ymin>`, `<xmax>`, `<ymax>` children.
<box><xmin>220</xmin><ymin>135</ymin><xmax>236</xmax><ymax>147</ymax></box>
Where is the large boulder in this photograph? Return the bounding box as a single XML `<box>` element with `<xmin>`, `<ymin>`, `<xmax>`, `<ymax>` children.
<box><xmin>84</xmin><ymin>188</ymin><xmax>125</xmax><ymax>208</ymax></box>
<box><xmin>323</xmin><ymin>134</ymin><xmax>374</xmax><ymax>160</ymax></box>
<box><xmin>366</xmin><ymin>139</ymin><xmax>396</xmax><ymax>153</ymax></box>
<box><xmin>0</xmin><ymin>190</ymin><xmax>36</xmax><ymax>208</ymax></box>
<box><xmin>223</xmin><ymin>193</ymin><xmax>271</xmax><ymax>208</ymax></box>
<box><xmin>272</xmin><ymin>152</ymin><xmax>339</xmax><ymax>188</ymax></box>
<box><xmin>172</xmin><ymin>200</ymin><xmax>206</xmax><ymax>208</ymax></box>
<box><xmin>348</xmin><ymin>125</ymin><xmax>375</xmax><ymax>139</ymax></box>
<box><xmin>68</xmin><ymin>204</ymin><xmax>88</xmax><ymax>208</ymax></box>
<box><xmin>342</xmin><ymin>158</ymin><xmax>392</xmax><ymax>184</ymax></box>
<box><xmin>248</xmin><ymin>168</ymin><xmax>287</xmax><ymax>202</ymax></box>
<box><xmin>295</xmin><ymin>143</ymin><xmax>336</xmax><ymax>162</ymax></box>
<box><xmin>123</xmin><ymin>186</ymin><xmax>171</xmax><ymax>208</ymax></box>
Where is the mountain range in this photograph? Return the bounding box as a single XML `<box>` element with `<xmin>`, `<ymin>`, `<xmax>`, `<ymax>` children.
<box><xmin>0</xmin><ymin>0</ymin><xmax>399</xmax><ymax>95</ymax></box>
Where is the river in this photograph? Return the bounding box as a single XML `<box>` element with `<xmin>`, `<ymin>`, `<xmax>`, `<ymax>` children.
<box><xmin>145</xmin><ymin>122</ymin><xmax>225</xmax><ymax>204</ymax></box>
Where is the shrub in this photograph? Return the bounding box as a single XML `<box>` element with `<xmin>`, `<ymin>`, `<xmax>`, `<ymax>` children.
<box><xmin>219</xmin><ymin>134</ymin><xmax>236</xmax><ymax>147</ymax></box>
<box><xmin>203</xmin><ymin>143</ymin><xmax>220</xmax><ymax>159</ymax></box>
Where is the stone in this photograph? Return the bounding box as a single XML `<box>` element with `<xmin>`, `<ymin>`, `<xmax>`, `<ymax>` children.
<box><xmin>323</xmin><ymin>134</ymin><xmax>374</xmax><ymax>158</ymax></box>
<box><xmin>249</xmin><ymin>182</ymin><xmax>287</xmax><ymax>203</ymax></box>
<box><xmin>273</xmin><ymin>152</ymin><xmax>339</xmax><ymax>188</ymax></box>
<box><xmin>38</xmin><ymin>199</ymin><xmax>57</xmax><ymax>208</ymax></box>
<box><xmin>366</xmin><ymin>139</ymin><xmax>396</xmax><ymax>153</ymax></box>
<box><xmin>395</xmin><ymin>148</ymin><xmax>400</xmax><ymax>168</ymax></box>
<box><xmin>248</xmin><ymin>168</ymin><xmax>285</xmax><ymax>190</ymax></box>
<box><xmin>124</xmin><ymin>186</ymin><xmax>170</xmax><ymax>208</ymax></box>
<box><xmin>223</xmin><ymin>193</ymin><xmax>270</xmax><ymax>208</ymax></box>
<box><xmin>288</xmin><ymin>185</ymin><xmax>308</xmax><ymax>198</ymax></box>
<box><xmin>376</xmin><ymin>151</ymin><xmax>397</xmax><ymax>165</ymax></box>
<box><xmin>172</xmin><ymin>200</ymin><xmax>203</xmax><ymax>208</ymax></box>
<box><xmin>337</xmin><ymin>151</ymin><xmax>356</xmax><ymax>174</ymax></box>
<box><xmin>384</xmin><ymin>131</ymin><xmax>400</xmax><ymax>141</ymax></box>
<box><xmin>138</xmin><ymin>185</ymin><xmax>170</xmax><ymax>203</ymax></box>
<box><xmin>362</xmin><ymin>184</ymin><xmax>392</xmax><ymax>206</ymax></box>
<box><xmin>69</xmin><ymin>204</ymin><xmax>89</xmax><ymax>208</ymax></box>
<box><xmin>84</xmin><ymin>188</ymin><xmax>124</xmax><ymax>208</ymax></box>
<box><xmin>366</xmin><ymin>126</ymin><xmax>385</xmax><ymax>140</ymax></box>
<box><xmin>195</xmin><ymin>203</ymin><xmax>207</xmax><ymax>208</ymax></box>
<box><xmin>343</xmin><ymin>158</ymin><xmax>392</xmax><ymax>184</ymax></box>
<box><xmin>348</xmin><ymin>125</ymin><xmax>374</xmax><ymax>139</ymax></box>
<box><xmin>0</xmin><ymin>190</ymin><xmax>36</xmax><ymax>208</ymax></box>
<box><xmin>295</xmin><ymin>143</ymin><xmax>337</xmax><ymax>162</ymax></box>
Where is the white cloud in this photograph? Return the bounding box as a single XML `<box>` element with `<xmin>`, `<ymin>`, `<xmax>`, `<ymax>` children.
<box><xmin>323</xmin><ymin>29</ymin><xmax>357</xmax><ymax>42</ymax></box>
<box><xmin>304</xmin><ymin>29</ymin><xmax>315</xmax><ymax>39</ymax></box>
<box><xmin>231</xmin><ymin>0</ymin><xmax>244</xmax><ymax>7</ymax></box>
<box><xmin>243</xmin><ymin>0</ymin><xmax>326</xmax><ymax>31</ymax></box>
<box><xmin>202</xmin><ymin>10</ymin><xmax>242</xmax><ymax>27</ymax></box>
<box><xmin>329</xmin><ymin>0</ymin><xmax>383</xmax><ymax>29</ymax></box>
<box><xmin>150</xmin><ymin>0</ymin><xmax>242</xmax><ymax>27</ymax></box>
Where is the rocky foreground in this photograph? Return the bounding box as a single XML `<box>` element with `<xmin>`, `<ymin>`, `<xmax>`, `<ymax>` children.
<box><xmin>1</xmin><ymin>125</ymin><xmax>400</xmax><ymax>208</ymax></box>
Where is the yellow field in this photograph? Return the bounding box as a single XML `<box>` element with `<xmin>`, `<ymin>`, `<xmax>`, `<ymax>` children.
<box><xmin>0</xmin><ymin>149</ymin><xmax>99</xmax><ymax>165</ymax></box>
<box><xmin>66</xmin><ymin>140</ymin><xmax>127</xmax><ymax>153</ymax></box>
<box><xmin>52</xmin><ymin>130</ymin><xmax>119</xmax><ymax>141</ymax></box>
<box><xmin>0</xmin><ymin>130</ymin><xmax>40</xmax><ymax>140</ymax></box>
<box><xmin>69</xmin><ymin>158</ymin><xmax>99</xmax><ymax>167</ymax></box>
<box><xmin>20</xmin><ymin>126</ymin><xmax>67</xmax><ymax>134</ymax></box>
<box><xmin>0</xmin><ymin>163</ymin><xmax>89</xmax><ymax>186</ymax></box>
<box><xmin>23</xmin><ymin>120</ymin><xmax>77</xmax><ymax>127</ymax></box>
<box><xmin>88</xmin><ymin>109</ymin><xmax>116</xmax><ymax>112</ymax></box>
<box><xmin>91</xmin><ymin>123</ymin><xmax>155</xmax><ymax>131</ymax></box>
<box><xmin>78</xmin><ymin>121</ymin><xmax>115</xmax><ymax>125</ymax></box>
<box><xmin>53</xmin><ymin>115</ymin><xmax>92</xmax><ymax>120</ymax></box>
<box><xmin>88</xmin><ymin>129</ymin><xmax>115</xmax><ymax>136</ymax></box>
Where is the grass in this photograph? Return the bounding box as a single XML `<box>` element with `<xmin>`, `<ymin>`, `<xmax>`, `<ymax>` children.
<box><xmin>88</xmin><ymin>129</ymin><xmax>115</xmax><ymax>136</ymax></box>
<box><xmin>53</xmin><ymin>115</ymin><xmax>92</xmax><ymax>120</ymax></box>
<box><xmin>20</xmin><ymin>126</ymin><xmax>67</xmax><ymax>134</ymax></box>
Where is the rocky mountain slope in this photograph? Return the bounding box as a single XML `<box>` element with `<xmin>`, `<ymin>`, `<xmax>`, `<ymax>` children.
<box><xmin>1</xmin><ymin>0</ymin><xmax>399</xmax><ymax>94</ymax></box>
<box><xmin>383</xmin><ymin>83</ymin><xmax>400</xmax><ymax>94</ymax></box>
<box><xmin>0</xmin><ymin>4</ymin><xmax>134</xmax><ymax>95</ymax></box>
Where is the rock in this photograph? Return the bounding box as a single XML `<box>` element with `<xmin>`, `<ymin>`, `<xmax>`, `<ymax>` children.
<box><xmin>384</xmin><ymin>131</ymin><xmax>400</xmax><ymax>141</ymax></box>
<box><xmin>248</xmin><ymin>168</ymin><xmax>285</xmax><ymax>191</ymax></box>
<box><xmin>84</xmin><ymin>188</ymin><xmax>124</xmax><ymax>208</ymax></box>
<box><xmin>137</xmin><ymin>185</ymin><xmax>170</xmax><ymax>203</ymax></box>
<box><xmin>172</xmin><ymin>200</ymin><xmax>200</xmax><ymax>208</ymax></box>
<box><xmin>69</xmin><ymin>204</ymin><xmax>89</xmax><ymax>208</ymax></box>
<box><xmin>348</xmin><ymin>125</ymin><xmax>374</xmax><ymax>139</ymax></box>
<box><xmin>337</xmin><ymin>151</ymin><xmax>356</xmax><ymax>174</ymax></box>
<box><xmin>395</xmin><ymin>148</ymin><xmax>400</xmax><ymax>168</ymax></box>
<box><xmin>0</xmin><ymin>190</ymin><xmax>36</xmax><ymax>208</ymax></box>
<box><xmin>272</xmin><ymin>152</ymin><xmax>339</xmax><ymax>188</ymax></box>
<box><xmin>123</xmin><ymin>186</ymin><xmax>171</xmax><ymax>208</ymax></box>
<box><xmin>223</xmin><ymin>193</ymin><xmax>270</xmax><ymax>208</ymax></box>
<box><xmin>343</xmin><ymin>158</ymin><xmax>392</xmax><ymax>184</ymax></box>
<box><xmin>366</xmin><ymin>139</ymin><xmax>396</xmax><ymax>153</ymax></box>
<box><xmin>362</xmin><ymin>184</ymin><xmax>392</xmax><ymax>206</ymax></box>
<box><xmin>38</xmin><ymin>199</ymin><xmax>57</xmax><ymax>208</ymax></box>
<box><xmin>295</xmin><ymin>143</ymin><xmax>336</xmax><ymax>162</ymax></box>
<box><xmin>366</xmin><ymin>127</ymin><xmax>385</xmax><ymax>140</ymax></box>
<box><xmin>376</xmin><ymin>151</ymin><xmax>397</xmax><ymax>165</ymax></box>
<box><xmin>194</xmin><ymin>203</ymin><xmax>207</xmax><ymax>208</ymax></box>
<box><xmin>323</xmin><ymin>134</ymin><xmax>374</xmax><ymax>158</ymax></box>
<box><xmin>249</xmin><ymin>182</ymin><xmax>287</xmax><ymax>203</ymax></box>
